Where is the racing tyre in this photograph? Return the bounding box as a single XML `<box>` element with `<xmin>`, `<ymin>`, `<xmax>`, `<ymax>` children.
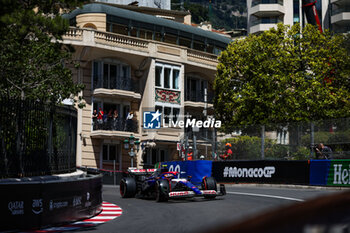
<box><xmin>120</xmin><ymin>177</ymin><xmax>137</xmax><ymax>198</ymax></box>
<box><xmin>202</xmin><ymin>177</ymin><xmax>217</xmax><ymax>199</ymax></box>
<box><xmin>156</xmin><ymin>179</ymin><xmax>170</xmax><ymax>202</ymax></box>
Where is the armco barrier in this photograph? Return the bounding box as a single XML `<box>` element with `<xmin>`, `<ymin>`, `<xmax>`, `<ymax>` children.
<box><xmin>162</xmin><ymin>161</ymin><xmax>212</xmax><ymax>185</ymax></box>
<box><xmin>212</xmin><ymin>160</ymin><xmax>310</xmax><ymax>184</ymax></box>
<box><xmin>0</xmin><ymin>171</ymin><xmax>102</xmax><ymax>231</ymax></box>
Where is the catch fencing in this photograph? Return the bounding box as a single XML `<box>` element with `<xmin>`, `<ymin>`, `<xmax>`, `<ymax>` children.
<box><xmin>218</xmin><ymin>118</ymin><xmax>350</xmax><ymax>160</ymax></box>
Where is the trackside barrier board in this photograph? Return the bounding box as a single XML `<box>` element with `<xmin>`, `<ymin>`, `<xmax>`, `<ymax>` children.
<box><xmin>327</xmin><ymin>160</ymin><xmax>350</xmax><ymax>187</ymax></box>
<box><xmin>309</xmin><ymin>160</ymin><xmax>331</xmax><ymax>186</ymax></box>
<box><xmin>212</xmin><ymin>160</ymin><xmax>310</xmax><ymax>184</ymax></box>
<box><xmin>162</xmin><ymin>161</ymin><xmax>212</xmax><ymax>185</ymax></box>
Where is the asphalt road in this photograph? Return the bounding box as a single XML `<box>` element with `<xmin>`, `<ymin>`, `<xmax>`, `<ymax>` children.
<box><xmin>76</xmin><ymin>185</ymin><xmax>340</xmax><ymax>233</ymax></box>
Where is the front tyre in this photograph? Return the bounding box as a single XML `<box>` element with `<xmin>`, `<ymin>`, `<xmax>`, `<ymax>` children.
<box><xmin>202</xmin><ymin>177</ymin><xmax>217</xmax><ymax>199</ymax></box>
<box><xmin>156</xmin><ymin>179</ymin><xmax>170</xmax><ymax>202</ymax></box>
<box><xmin>120</xmin><ymin>177</ymin><xmax>137</xmax><ymax>198</ymax></box>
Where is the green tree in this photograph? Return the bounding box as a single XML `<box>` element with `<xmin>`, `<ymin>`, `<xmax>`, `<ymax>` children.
<box><xmin>214</xmin><ymin>23</ymin><xmax>350</xmax><ymax>132</ymax></box>
<box><xmin>0</xmin><ymin>0</ymin><xmax>84</xmax><ymax>102</ymax></box>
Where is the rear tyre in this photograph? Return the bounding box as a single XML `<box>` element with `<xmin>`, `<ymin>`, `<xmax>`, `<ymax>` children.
<box><xmin>156</xmin><ymin>179</ymin><xmax>170</xmax><ymax>202</ymax></box>
<box><xmin>202</xmin><ymin>177</ymin><xmax>217</xmax><ymax>199</ymax></box>
<box><xmin>120</xmin><ymin>177</ymin><xmax>137</xmax><ymax>198</ymax></box>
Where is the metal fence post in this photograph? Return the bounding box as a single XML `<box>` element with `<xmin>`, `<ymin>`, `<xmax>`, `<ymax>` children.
<box><xmin>261</xmin><ymin>125</ymin><xmax>265</xmax><ymax>159</ymax></box>
<box><xmin>113</xmin><ymin>160</ymin><xmax>116</xmax><ymax>186</ymax></box>
<box><xmin>310</xmin><ymin>122</ymin><xmax>315</xmax><ymax>158</ymax></box>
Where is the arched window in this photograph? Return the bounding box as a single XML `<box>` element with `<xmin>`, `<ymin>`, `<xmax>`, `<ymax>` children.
<box><xmin>83</xmin><ymin>23</ymin><xmax>97</xmax><ymax>30</ymax></box>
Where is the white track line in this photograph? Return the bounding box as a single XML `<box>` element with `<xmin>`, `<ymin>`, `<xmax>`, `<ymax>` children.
<box><xmin>227</xmin><ymin>191</ymin><xmax>304</xmax><ymax>202</ymax></box>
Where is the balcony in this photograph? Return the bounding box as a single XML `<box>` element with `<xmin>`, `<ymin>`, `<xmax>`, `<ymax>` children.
<box><xmin>250</xmin><ymin>18</ymin><xmax>283</xmax><ymax>34</ymax></box>
<box><xmin>251</xmin><ymin>0</ymin><xmax>285</xmax><ymax>17</ymax></box>
<box><xmin>186</xmin><ymin>90</ymin><xmax>214</xmax><ymax>103</ymax></box>
<box><xmin>92</xmin><ymin>78</ymin><xmax>141</xmax><ymax>100</ymax></box>
<box><xmin>331</xmin><ymin>6</ymin><xmax>350</xmax><ymax>25</ymax></box>
<box><xmin>331</xmin><ymin>0</ymin><xmax>348</xmax><ymax>5</ymax></box>
<box><xmin>63</xmin><ymin>28</ymin><xmax>219</xmax><ymax>69</ymax></box>
<box><xmin>90</xmin><ymin>118</ymin><xmax>139</xmax><ymax>139</ymax></box>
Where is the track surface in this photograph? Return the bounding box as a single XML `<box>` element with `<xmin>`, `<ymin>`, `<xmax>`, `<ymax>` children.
<box><xmin>74</xmin><ymin>185</ymin><xmax>340</xmax><ymax>233</ymax></box>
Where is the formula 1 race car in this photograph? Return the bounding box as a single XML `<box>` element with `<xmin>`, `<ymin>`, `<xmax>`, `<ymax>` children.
<box><xmin>120</xmin><ymin>166</ymin><xmax>226</xmax><ymax>202</ymax></box>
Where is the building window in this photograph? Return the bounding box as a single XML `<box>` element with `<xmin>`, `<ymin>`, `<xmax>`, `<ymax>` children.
<box><xmin>155</xmin><ymin>105</ymin><xmax>180</xmax><ymax>125</ymax></box>
<box><xmin>92</xmin><ymin>60</ymin><xmax>131</xmax><ymax>91</ymax></box>
<box><xmin>185</xmin><ymin>76</ymin><xmax>213</xmax><ymax>103</ymax></box>
<box><xmin>155</xmin><ymin>63</ymin><xmax>180</xmax><ymax>90</ymax></box>
<box><xmin>103</xmin><ymin>144</ymin><xmax>120</xmax><ymax>162</ymax></box>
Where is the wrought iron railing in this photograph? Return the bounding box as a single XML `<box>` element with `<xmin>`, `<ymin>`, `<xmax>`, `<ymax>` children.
<box><xmin>92</xmin><ymin>117</ymin><xmax>138</xmax><ymax>133</ymax></box>
<box><xmin>93</xmin><ymin>77</ymin><xmax>139</xmax><ymax>92</ymax></box>
<box><xmin>0</xmin><ymin>98</ymin><xmax>77</xmax><ymax>178</ymax></box>
<box><xmin>185</xmin><ymin>90</ymin><xmax>214</xmax><ymax>103</ymax></box>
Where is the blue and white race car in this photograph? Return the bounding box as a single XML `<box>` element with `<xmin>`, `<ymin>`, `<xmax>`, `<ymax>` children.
<box><xmin>120</xmin><ymin>166</ymin><xmax>226</xmax><ymax>202</ymax></box>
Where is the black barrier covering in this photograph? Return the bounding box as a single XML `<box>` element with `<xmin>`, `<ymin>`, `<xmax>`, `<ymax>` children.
<box><xmin>212</xmin><ymin>160</ymin><xmax>310</xmax><ymax>184</ymax></box>
<box><xmin>0</xmin><ymin>173</ymin><xmax>102</xmax><ymax>231</ymax></box>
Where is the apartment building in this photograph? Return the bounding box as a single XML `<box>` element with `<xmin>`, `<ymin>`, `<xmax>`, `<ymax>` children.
<box><xmin>62</xmin><ymin>3</ymin><xmax>231</xmax><ymax>170</ymax></box>
<box><xmin>247</xmin><ymin>0</ymin><xmax>349</xmax><ymax>34</ymax></box>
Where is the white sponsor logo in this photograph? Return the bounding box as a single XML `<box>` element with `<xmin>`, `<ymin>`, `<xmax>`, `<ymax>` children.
<box><xmin>201</xmin><ymin>190</ymin><xmax>217</xmax><ymax>195</ymax></box>
<box><xmin>223</xmin><ymin>166</ymin><xmax>276</xmax><ymax>178</ymax></box>
<box><xmin>85</xmin><ymin>192</ymin><xmax>91</xmax><ymax>207</ymax></box>
<box><xmin>163</xmin><ymin>118</ymin><xmax>221</xmax><ymax>129</ymax></box>
<box><xmin>73</xmin><ymin>196</ymin><xmax>82</xmax><ymax>207</ymax></box>
<box><xmin>8</xmin><ymin>201</ymin><xmax>24</xmax><ymax>215</ymax></box>
<box><xmin>49</xmin><ymin>200</ymin><xmax>68</xmax><ymax>211</ymax></box>
<box><xmin>32</xmin><ymin>199</ymin><xmax>43</xmax><ymax>214</ymax></box>
<box><xmin>169</xmin><ymin>191</ymin><xmax>195</xmax><ymax>197</ymax></box>
<box><xmin>333</xmin><ymin>164</ymin><xmax>350</xmax><ymax>185</ymax></box>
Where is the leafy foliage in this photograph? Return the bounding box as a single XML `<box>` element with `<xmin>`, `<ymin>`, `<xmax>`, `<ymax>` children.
<box><xmin>0</xmin><ymin>0</ymin><xmax>85</xmax><ymax>103</ymax></box>
<box><xmin>171</xmin><ymin>0</ymin><xmax>246</xmax><ymax>29</ymax></box>
<box><xmin>215</xmin><ymin>23</ymin><xmax>350</xmax><ymax>132</ymax></box>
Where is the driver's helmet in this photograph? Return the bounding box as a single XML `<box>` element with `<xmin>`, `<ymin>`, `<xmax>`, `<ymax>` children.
<box><xmin>160</xmin><ymin>164</ymin><xmax>169</xmax><ymax>173</ymax></box>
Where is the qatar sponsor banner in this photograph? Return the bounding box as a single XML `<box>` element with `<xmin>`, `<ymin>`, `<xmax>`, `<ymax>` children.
<box><xmin>162</xmin><ymin>160</ymin><xmax>212</xmax><ymax>185</ymax></box>
<box><xmin>327</xmin><ymin>160</ymin><xmax>350</xmax><ymax>187</ymax></box>
<box><xmin>0</xmin><ymin>174</ymin><xmax>102</xmax><ymax>231</ymax></box>
<box><xmin>212</xmin><ymin>160</ymin><xmax>309</xmax><ymax>184</ymax></box>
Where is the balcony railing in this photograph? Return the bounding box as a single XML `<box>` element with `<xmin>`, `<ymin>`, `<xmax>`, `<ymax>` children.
<box><xmin>251</xmin><ymin>18</ymin><xmax>283</xmax><ymax>27</ymax></box>
<box><xmin>185</xmin><ymin>90</ymin><xmax>214</xmax><ymax>103</ymax></box>
<box><xmin>252</xmin><ymin>0</ymin><xmax>283</xmax><ymax>6</ymax></box>
<box><xmin>332</xmin><ymin>7</ymin><xmax>350</xmax><ymax>15</ymax></box>
<box><xmin>93</xmin><ymin>78</ymin><xmax>139</xmax><ymax>93</ymax></box>
<box><xmin>92</xmin><ymin>118</ymin><xmax>138</xmax><ymax>133</ymax></box>
<box><xmin>63</xmin><ymin>28</ymin><xmax>219</xmax><ymax>67</ymax></box>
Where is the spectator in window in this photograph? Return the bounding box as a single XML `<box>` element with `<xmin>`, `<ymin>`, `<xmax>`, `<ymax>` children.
<box><xmin>125</xmin><ymin>111</ymin><xmax>134</xmax><ymax>131</ymax></box>
<box><xmin>113</xmin><ymin>110</ymin><xmax>119</xmax><ymax>130</ymax></box>
<box><xmin>92</xmin><ymin>109</ymin><xmax>98</xmax><ymax>129</ymax></box>
<box><xmin>107</xmin><ymin>109</ymin><xmax>113</xmax><ymax>129</ymax></box>
<box><xmin>315</xmin><ymin>143</ymin><xmax>333</xmax><ymax>159</ymax></box>
<box><xmin>97</xmin><ymin>108</ymin><xmax>104</xmax><ymax>129</ymax></box>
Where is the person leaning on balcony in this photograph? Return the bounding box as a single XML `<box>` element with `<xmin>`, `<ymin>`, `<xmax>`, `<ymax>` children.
<box><xmin>315</xmin><ymin>143</ymin><xmax>333</xmax><ymax>159</ymax></box>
